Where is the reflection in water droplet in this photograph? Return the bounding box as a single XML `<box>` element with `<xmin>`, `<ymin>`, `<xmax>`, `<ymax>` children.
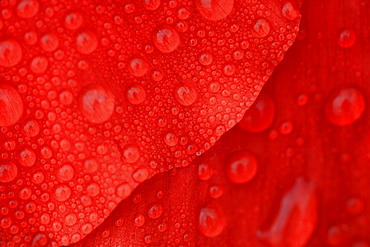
<box><xmin>76</xmin><ymin>31</ymin><xmax>98</xmax><ymax>54</ymax></box>
<box><xmin>257</xmin><ymin>178</ymin><xmax>318</xmax><ymax>247</ymax></box>
<box><xmin>153</xmin><ymin>25</ymin><xmax>180</xmax><ymax>53</ymax></box>
<box><xmin>0</xmin><ymin>84</ymin><xmax>24</xmax><ymax>127</ymax></box>
<box><xmin>195</xmin><ymin>0</ymin><xmax>234</xmax><ymax>21</ymax></box>
<box><xmin>0</xmin><ymin>39</ymin><xmax>22</xmax><ymax>67</ymax></box>
<box><xmin>174</xmin><ymin>84</ymin><xmax>198</xmax><ymax>106</ymax></box>
<box><xmin>198</xmin><ymin>203</ymin><xmax>225</xmax><ymax>237</ymax></box>
<box><xmin>325</xmin><ymin>88</ymin><xmax>365</xmax><ymax>126</ymax></box>
<box><xmin>225</xmin><ymin>151</ymin><xmax>258</xmax><ymax>184</ymax></box>
<box><xmin>239</xmin><ymin>94</ymin><xmax>275</xmax><ymax>133</ymax></box>
<box><xmin>79</xmin><ymin>85</ymin><xmax>115</xmax><ymax>124</ymax></box>
<box><xmin>0</xmin><ymin>162</ymin><xmax>18</xmax><ymax>183</ymax></box>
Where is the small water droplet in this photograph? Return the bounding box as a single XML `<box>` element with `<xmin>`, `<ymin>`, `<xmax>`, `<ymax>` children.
<box><xmin>57</xmin><ymin>164</ymin><xmax>75</xmax><ymax>181</ymax></box>
<box><xmin>143</xmin><ymin>0</ymin><xmax>161</xmax><ymax>11</ymax></box>
<box><xmin>198</xmin><ymin>203</ymin><xmax>226</xmax><ymax>237</ymax></box>
<box><xmin>225</xmin><ymin>151</ymin><xmax>258</xmax><ymax>184</ymax></box>
<box><xmin>64</xmin><ymin>12</ymin><xmax>83</xmax><ymax>30</ymax></box>
<box><xmin>19</xmin><ymin>148</ymin><xmax>36</xmax><ymax>167</ymax></box>
<box><xmin>0</xmin><ymin>162</ymin><xmax>18</xmax><ymax>183</ymax></box>
<box><xmin>132</xmin><ymin>166</ymin><xmax>150</xmax><ymax>183</ymax></box>
<box><xmin>147</xmin><ymin>203</ymin><xmax>163</xmax><ymax>219</ymax></box>
<box><xmin>126</xmin><ymin>84</ymin><xmax>146</xmax><ymax>104</ymax></box>
<box><xmin>153</xmin><ymin>25</ymin><xmax>180</xmax><ymax>53</ymax></box>
<box><xmin>122</xmin><ymin>145</ymin><xmax>140</xmax><ymax>163</ymax></box>
<box><xmin>30</xmin><ymin>56</ymin><xmax>48</xmax><ymax>74</ymax></box>
<box><xmin>16</xmin><ymin>0</ymin><xmax>39</xmax><ymax>19</ymax></box>
<box><xmin>0</xmin><ymin>84</ymin><xmax>24</xmax><ymax>127</ymax></box>
<box><xmin>174</xmin><ymin>84</ymin><xmax>198</xmax><ymax>106</ymax></box>
<box><xmin>325</xmin><ymin>88</ymin><xmax>365</xmax><ymax>126</ymax></box>
<box><xmin>128</xmin><ymin>56</ymin><xmax>150</xmax><ymax>77</ymax></box>
<box><xmin>76</xmin><ymin>31</ymin><xmax>98</xmax><ymax>54</ymax></box>
<box><xmin>86</xmin><ymin>183</ymin><xmax>100</xmax><ymax>197</ymax></box>
<box><xmin>337</xmin><ymin>29</ymin><xmax>356</xmax><ymax>48</ymax></box>
<box><xmin>253</xmin><ymin>19</ymin><xmax>271</xmax><ymax>37</ymax></box>
<box><xmin>54</xmin><ymin>185</ymin><xmax>72</xmax><ymax>202</ymax></box>
<box><xmin>0</xmin><ymin>39</ymin><xmax>22</xmax><ymax>67</ymax></box>
<box><xmin>116</xmin><ymin>183</ymin><xmax>131</xmax><ymax>199</ymax></box>
<box><xmin>199</xmin><ymin>53</ymin><xmax>213</xmax><ymax>66</ymax></box>
<box><xmin>164</xmin><ymin>132</ymin><xmax>179</xmax><ymax>146</ymax></box>
<box><xmin>198</xmin><ymin>162</ymin><xmax>213</xmax><ymax>181</ymax></box>
<box><xmin>195</xmin><ymin>0</ymin><xmax>234</xmax><ymax>21</ymax></box>
<box><xmin>281</xmin><ymin>2</ymin><xmax>299</xmax><ymax>21</ymax></box>
<box><xmin>40</xmin><ymin>33</ymin><xmax>59</xmax><ymax>52</ymax></box>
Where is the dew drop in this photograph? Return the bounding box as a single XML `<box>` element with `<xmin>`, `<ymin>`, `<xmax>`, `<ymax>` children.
<box><xmin>225</xmin><ymin>151</ymin><xmax>258</xmax><ymax>184</ymax></box>
<box><xmin>199</xmin><ymin>53</ymin><xmax>213</xmax><ymax>66</ymax></box>
<box><xmin>0</xmin><ymin>161</ymin><xmax>18</xmax><ymax>183</ymax></box>
<box><xmin>84</xmin><ymin>159</ymin><xmax>98</xmax><ymax>173</ymax></box>
<box><xmin>81</xmin><ymin>223</ymin><xmax>93</xmax><ymax>235</ymax></box>
<box><xmin>19</xmin><ymin>187</ymin><xmax>32</xmax><ymax>200</ymax></box>
<box><xmin>132</xmin><ymin>166</ymin><xmax>150</xmax><ymax>183</ymax></box>
<box><xmin>40</xmin><ymin>213</ymin><xmax>50</xmax><ymax>225</ymax></box>
<box><xmin>164</xmin><ymin>132</ymin><xmax>179</xmax><ymax>146</ymax></box>
<box><xmin>143</xmin><ymin>0</ymin><xmax>161</xmax><ymax>10</ymax></box>
<box><xmin>30</xmin><ymin>56</ymin><xmax>48</xmax><ymax>74</ymax></box>
<box><xmin>128</xmin><ymin>57</ymin><xmax>149</xmax><ymax>77</ymax></box>
<box><xmin>239</xmin><ymin>94</ymin><xmax>275</xmax><ymax>133</ymax></box>
<box><xmin>79</xmin><ymin>85</ymin><xmax>115</xmax><ymax>124</ymax></box>
<box><xmin>64</xmin><ymin>12</ymin><xmax>83</xmax><ymax>30</ymax></box>
<box><xmin>198</xmin><ymin>203</ymin><xmax>225</xmax><ymax>237</ymax></box>
<box><xmin>86</xmin><ymin>183</ymin><xmax>100</xmax><ymax>197</ymax></box>
<box><xmin>54</xmin><ymin>185</ymin><xmax>72</xmax><ymax>202</ymax></box>
<box><xmin>126</xmin><ymin>84</ymin><xmax>146</xmax><ymax>104</ymax></box>
<box><xmin>337</xmin><ymin>29</ymin><xmax>356</xmax><ymax>48</ymax></box>
<box><xmin>116</xmin><ymin>183</ymin><xmax>131</xmax><ymax>199</ymax></box>
<box><xmin>325</xmin><ymin>88</ymin><xmax>365</xmax><ymax>126</ymax></box>
<box><xmin>16</xmin><ymin>0</ymin><xmax>39</xmax><ymax>19</ymax></box>
<box><xmin>19</xmin><ymin>148</ymin><xmax>36</xmax><ymax>167</ymax></box>
<box><xmin>32</xmin><ymin>171</ymin><xmax>44</xmax><ymax>184</ymax></box>
<box><xmin>253</xmin><ymin>19</ymin><xmax>271</xmax><ymax>37</ymax></box>
<box><xmin>0</xmin><ymin>84</ymin><xmax>23</xmax><ymax>127</ymax></box>
<box><xmin>57</xmin><ymin>164</ymin><xmax>74</xmax><ymax>181</ymax></box>
<box><xmin>174</xmin><ymin>84</ymin><xmax>198</xmax><ymax>106</ymax></box>
<box><xmin>40</xmin><ymin>33</ymin><xmax>59</xmax><ymax>52</ymax></box>
<box><xmin>208</xmin><ymin>184</ymin><xmax>223</xmax><ymax>199</ymax></box>
<box><xmin>22</xmin><ymin>119</ymin><xmax>40</xmax><ymax>136</ymax></box>
<box><xmin>195</xmin><ymin>0</ymin><xmax>234</xmax><ymax>21</ymax></box>
<box><xmin>257</xmin><ymin>178</ymin><xmax>318</xmax><ymax>247</ymax></box>
<box><xmin>147</xmin><ymin>203</ymin><xmax>163</xmax><ymax>219</ymax></box>
<box><xmin>282</xmin><ymin>2</ymin><xmax>299</xmax><ymax>21</ymax></box>
<box><xmin>31</xmin><ymin>234</ymin><xmax>48</xmax><ymax>247</ymax></box>
<box><xmin>134</xmin><ymin>214</ymin><xmax>145</xmax><ymax>227</ymax></box>
<box><xmin>65</xmin><ymin>213</ymin><xmax>77</xmax><ymax>226</ymax></box>
<box><xmin>76</xmin><ymin>31</ymin><xmax>98</xmax><ymax>55</ymax></box>
<box><xmin>122</xmin><ymin>145</ymin><xmax>140</xmax><ymax>163</ymax></box>
<box><xmin>153</xmin><ymin>25</ymin><xmax>180</xmax><ymax>53</ymax></box>
<box><xmin>198</xmin><ymin>162</ymin><xmax>213</xmax><ymax>181</ymax></box>
<box><xmin>0</xmin><ymin>39</ymin><xmax>22</xmax><ymax>67</ymax></box>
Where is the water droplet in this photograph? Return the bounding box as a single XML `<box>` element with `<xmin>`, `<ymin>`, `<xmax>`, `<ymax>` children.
<box><xmin>128</xmin><ymin>57</ymin><xmax>149</xmax><ymax>77</ymax></box>
<box><xmin>0</xmin><ymin>84</ymin><xmax>23</xmax><ymax>127</ymax></box>
<box><xmin>164</xmin><ymin>132</ymin><xmax>179</xmax><ymax>146</ymax></box>
<box><xmin>326</xmin><ymin>224</ymin><xmax>350</xmax><ymax>246</ymax></box>
<box><xmin>122</xmin><ymin>145</ymin><xmax>140</xmax><ymax>163</ymax></box>
<box><xmin>40</xmin><ymin>213</ymin><xmax>50</xmax><ymax>225</ymax></box>
<box><xmin>132</xmin><ymin>166</ymin><xmax>150</xmax><ymax>183</ymax></box>
<box><xmin>64</xmin><ymin>12</ymin><xmax>83</xmax><ymax>30</ymax></box>
<box><xmin>86</xmin><ymin>183</ymin><xmax>100</xmax><ymax>197</ymax></box>
<box><xmin>81</xmin><ymin>223</ymin><xmax>93</xmax><ymax>235</ymax></box>
<box><xmin>126</xmin><ymin>84</ymin><xmax>146</xmax><ymax>104</ymax></box>
<box><xmin>143</xmin><ymin>0</ymin><xmax>161</xmax><ymax>10</ymax></box>
<box><xmin>325</xmin><ymin>88</ymin><xmax>365</xmax><ymax>126</ymax></box>
<box><xmin>174</xmin><ymin>84</ymin><xmax>198</xmax><ymax>106</ymax></box>
<box><xmin>22</xmin><ymin>119</ymin><xmax>40</xmax><ymax>136</ymax></box>
<box><xmin>134</xmin><ymin>214</ymin><xmax>145</xmax><ymax>227</ymax></box>
<box><xmin>208</xmin><ymin>184</ymin><xmax>223</xmax><ymax>199</ymax></box>
<box><xmin>16</xmin><ymin>0</ymin><xmax>39</xmax><ymax>18</ymax></box>
<box><xmin>153</xmin><ymin>25</ymin><xmax>180</xmax><ymax>53</ymax></box>
<box><xmin>19</xmin><ymin>148</ymin><xmax>36</xmax><ymax>167</ymax></box>
<box><xmin>279</xmin><ymin>120</ymin><xmax>294</xmax><ymax>135</ymax></box>
<box><xmin>79</xmin><ymin>85</ymin><xmax>115</xmax><ymax>124</ymax></box>
<box><xmin>239</xmin><ymin>94</ymin><xmax>275</xmax><ymax>133</ymax></box>
<box><xmin>19</xmin><ymin>187</ymin><xmax>32</xmax><ymax>200</ymax></box>
<box><xmin>116</xmin><ymin>183</ymin><xmax>131</xmax><ymax>199</ymax></box>
<box><xmin>198</xmin><ymin>162</ymin><xmax>213</xmax><ymax>181</ymax></box>
<box><xmin>30</xmin><ymin>56</ymin><xmax>48</xmax><ymax>74</ymax></box>
<box><xmin>199</xmin><ymin>53</ymin><xmax>213</xmax><ymax>66</ymax></box>
<box><xmin>253</xmin><ymin>19</ymin><xmax>271</xmax><ymax>37</ymax></box>
<box><xmin>40</xmin><ymin>33</ymin><xmax>59</xmax><ymax>52</ymax></box>
<box><xmin>76</xmin><ymin>31</ymin><xmax>98</xmax><ymax>54</ymax></box>
<box><xmin>337</xmin><ymin>29</ymin><xmax>356</xmax><ymax>48</ymax></box>
<box><xmin>257</xmin><ymin>178</ymin><xmax>318</xmax><ymax>247</ymax></box>
<box><xmin>59</xmin><ymin>90</ymin><xmax>74</xmax><ymax>105</ymax></box>
<box><xmin>84</xmin><ymin>159</ymin><xmax>98</xmax><ymax>173</ymax></box>
<box><xmin>147</xmin><ymin>203</ymin><xmax>163</xmax><ymax>219</ymax></box>
<box><xmin>198</xmin><ymin>203</ymin><xmax>225</xmax><ymax>237</ymax></box>
<box><xmin>281</xmin><ymin>2</ymin><xmax>299</xmax><ymax>21</ymax></box>
<box><xmin>57</xmin><ymin>164</ymin><xmax>74</xmax><ymax>181</ymax></box>
<box><xmin>0</xmin><ymin>161</ymin><xmax>18</xmax><ymax>183</ymax></box>
<box><xmin>31</xmin><ymin>234</ymin><xmax>48</xmax><ymax>247</ymax></box>
<box><xmin>225</xmin><ymin>151</ymin><xmax>258</xmax><ymax>184</ymax></box>
<box><xmin>346</xmin><ymin>197</ymin><xmax>365</xmax><ymax>216</ymax></box>
<box><xmin>32</xmin><ymin>171</ymin><xmax>44</xmax><ymax>184</ymax></box>
<box><xmin>65</xmin><ymin>213</ymin><xmax>77</xmax><ymax>226</ymax></box>
<box><xmin>0</xmin><ymin>39</ymin><xmax>22</xmax><ymax>67</ymax></box>
<box><xmin>54</xmin><ymin>185</ymin><xmax>72</xmax><ymax>202</ymax></box>
<box><xmin>195</xmin><ymin>0</ymin><xmax>234</xmax><ymax>21</ymax></box>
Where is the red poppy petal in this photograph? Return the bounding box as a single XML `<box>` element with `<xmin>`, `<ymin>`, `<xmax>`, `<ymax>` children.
<box><xmin>73</xmin><ymin>0</ymin><xmax>370</xmax><ymax>246</ymax></box>
<box><xmin>0</xmin><ymin>0</ymin><xmax>300</xmax><ymax>245</ymax></box>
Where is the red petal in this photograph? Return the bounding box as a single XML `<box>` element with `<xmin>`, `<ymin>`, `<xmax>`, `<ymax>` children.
<box><xmin>74</xmin><ymin>0</ymin><xmax>370</xmax><ymax>246</ymax></box>
<box><xmin>0</xmin><ymin>0</ymin><xmax>300</xmax><ymax>245</ymax></box>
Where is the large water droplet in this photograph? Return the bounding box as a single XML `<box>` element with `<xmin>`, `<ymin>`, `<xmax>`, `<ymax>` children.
<box><xmin>239</xmin><ymin>94</ymin><xmax>275</xmax><ymax>133</ymax></box>
<box><xmin>198</xmin><ymin>203</ymin><xmax>226</xmax><ymax>237</ymax></box>
<box><xmin>0</xmin><ymin>84</ymin><xmax>23</xmax><ymax>127</ymax></box>
<box><xmin>195</xmin><ymin>0</ymin><xmax>234</xmax><ymax>21</ymax></box>
<box><xmin>325</xmin><ymin>88</ymin><xmax>365</xmax><ymax>126</ymax></box>
<box><xmin>0</xmin><ymin>40</ymin><xmax>22</xmax><ymax>67</ymax></box>
<box><xmin>126</xmin><ymin>84</ymin><xmax>146</xmax><ymax>104</ymax></box>
<box><xmin>281</xmin><ymin>2</ymin><xmax>299</xmax><ymax>21</ymax></box>
<box><xmin>337</xmin><ymin>29</ymin><xmax>356</xmax><ymax>48</ymax></box>
<box><xmin>253</xmin><ymin>19</ymin><xmax>271</xmax><ymax>37</ymax></box>
<box><xmin>153</xmin><ymin>25</ymin><xmax>180</xmax><ymax>53</ymax></box>
<box><xmin>16</xmin><ymin>0</ymin><xmax>39</xmax><ymax>19</ymax></box>
<box><xmin>79</xmin><ymin>85</ymin><xmax>115</xmax><ymax>124</ymax></box>
<box><xmin>30</xmin><ymin>56</ymin><xmax>48</xmax><ymax>74</ymax></box>
<box><xmin>57</xmin><ymin>164</ymin><xmax>75</xmax><ymax>181</ymax></box>
<box><xmin>132</xmin><ymin>166</ymin><xmax>150</xmax><ymax>183</ymax></box>
<box><xmin>174</xmin><ymin>84</ymin><xmax>198</xmax><ymax>106</ymax></box>
<box><xmin>257</xmin><ymin>178</ymin><xmax>318</xmax><ymax>247</ymax></box>
<box><xmin>19</xmin><ymin>148</ymin><xmax>36</xmax><ymax>167</ymax></box>
<box><xmin>198</xmin><ymin>162</ymin><xmax>213</xmax><ymax>181</ymax></box>
<box><xmin>128</xmin><ymin>57</ymin><xmax>149</xmax><ymax>77</ymax></box>
<box><xmin>225</xmin><ymin>151</ymin><xmax>258</xmax><ymax>184</ymax></box>
<box><xmin>0</xmin><ymin>162</ymin><xmax>18</xmax><ymax>183</ymax></box>
<box><xmin>87</xmin><ymin>183</ymin><xmax>100</xmax><ymax>197</ymax></box>
<box><xmin>163</xmin><ymin>132</ymin><xmax>179</xmax><ymax>146</ymax></box>
<box><xmin>54</xmin><ymin>185</ymin><xmax>72</xmax><ymax>201</ymax></box>
<box><xmin>147</xmin><ymin>203</ymin><xmax>163</xmax><ymax>219</ymax></box>
<box><xmin>122</xmin><ymin>145</ymin><xmax>140</xmax><ymax>164</ymax></box>
<box><xmin>64</xmin><ymin>12</ymin><xmax>83</xmax><ymax>30</ymax></box>
<box><xmin>76</xmin><ymin>31</ymin><xmax>98</xmax><ymax>55</ymax></box>
<box><xmin>22</xmin><ymin>119</ymin><xmax>40</xmax><ymax>136</ymax></box>
<box><xmin>40</xmin><ymin>33</ymin><xmax>59</xmax><ymax>52</ymax></box>
<box><xmin>116</xmin><ymin>183</ymin><xmax>131</xmax><ymax>199</ymax></box>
